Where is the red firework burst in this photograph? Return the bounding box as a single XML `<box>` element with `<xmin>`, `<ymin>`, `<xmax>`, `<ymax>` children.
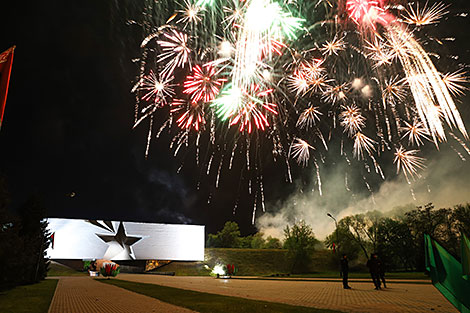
<box><xmin>183</xmin><ymin>64</ymin><xmax>226</xmax><ymax>103</ymax></box>
<box><xmin>230</xmin><ymin>84</ymin><xmax>278</xmax><ymax>134</ymax></box>
<box><xmin>346</xmin><ymin>0</ymin><xmax>386</xmax><ymax>28</ymax></box>
<box><xmin>171</xmin><ymin>99</ymin><xmax>205</xmax><ymax>131</ymax></box>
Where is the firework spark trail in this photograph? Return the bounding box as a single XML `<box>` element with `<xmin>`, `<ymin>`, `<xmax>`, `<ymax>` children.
<box><xmin>387</xmin><ymin>25</ymin><xmax>468</xmax><ymax>144</ymax></box>
<box><xmin>345</xmin><ymin>172</ymin><xmax>351</xmax><ymax>191</ymax></box>
<box><xmin>449</xmin><ymin>132</ymin><xmax>470</xmax><ymax>156</ymax></box>
<box><xmin>314</xmin><ymin>159</ymin><xmax>322</xmax><ymax>196</ymax></box>
<box><xmin>450</xmin><ymin>145</ymin><xmax>466</xmax><ymax>161</ymax></box>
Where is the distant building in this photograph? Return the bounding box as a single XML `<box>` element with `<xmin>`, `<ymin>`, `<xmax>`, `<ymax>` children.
<box><xmin>46</xmin><ymin>218</ymin><xmax>205</xmax><ymax>261</ymax></box>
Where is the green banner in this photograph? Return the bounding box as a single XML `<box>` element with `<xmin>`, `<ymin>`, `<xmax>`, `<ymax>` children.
<box><xmin>424</xmin><ymin>234</ymin><xmax>470</xmax><ymax>313</ymax></box>
<box><xmin>462</xmin><ymin>233</ymin><xmax>470</xmax><ymax>281</ymax></box>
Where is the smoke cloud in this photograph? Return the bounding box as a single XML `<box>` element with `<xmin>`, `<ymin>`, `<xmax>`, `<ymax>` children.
<box><xmin>257</xmin><ymin>146</ymin><xmax>470</xmax><ymax>240</ymax></box>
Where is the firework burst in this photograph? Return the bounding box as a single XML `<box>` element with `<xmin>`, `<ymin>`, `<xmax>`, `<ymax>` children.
<box><xmin>183</xmin><ymin>64</ymin><xmax>226</xmax><ymax>103</ymax></box>
<box><xmin>402</xmin><ymin>2</ymin><xmax>448</xmax><ymax>26</ymax></box>
<box><xmin>290</xmin><ymin>138</ymin><xmax>314</xmax><ymax>166</ymax></box>
<box><xmin>340</xmin><ymin>105</ymin><xmax>366</xmax><ymax>137</ymax></box>
<box><xmin>353</xmin><ymin>132</ymin><xmax>376</xmax><ymax>160</ymax></box>
<box><xmin>157</xmin><ymin>29</ymin><xmax>191</xmax><ymax>78</ymax></box>
<box><xmin>394</xmin><ymin>146</ymin><xmax>426</xmax><ymax>181</ymax></box>
<box><xmin>441</xmin><ymin>70</ymin><xmax>469</xmax><ymax>97</ymax></box>
<box><xmin>346</xmin><ymin>0</ymin><xmax>387</xmax><ymax>29</ymax></box>
<box><xmin>139</xmin><ymin>70</ymin><xmax>176</xmax><ymax>105</ymax></box>
<box><xmin>401</xmin><ymin>120</ymin><xmax>430</xmax><ymax>146</ymax></box>
<box><xmin>171</xmin><ymin>99</ymin><xmax>205</xmax><ymax>131</ymax></box>
<box><xmin>131</xmin><ymin>0</ymin><xmax>469</xmax><ymax>222</ymax></box>
<box><xmin>296</xmin><ymin>106</ymin><xmax>323</xmax><ymax>129</ymax></box>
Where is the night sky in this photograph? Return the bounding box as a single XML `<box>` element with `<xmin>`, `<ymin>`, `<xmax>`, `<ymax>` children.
<box><xmin>1</xmin><ymin>0</ymin><xmax>470</xmax><ymax>236</ymax></box>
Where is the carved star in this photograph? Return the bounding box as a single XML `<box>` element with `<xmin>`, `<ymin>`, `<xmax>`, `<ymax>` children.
<box><xmin>96</xmin><ymin>221</ymin><xmax>142</xmax><ymax>259</ymax></box>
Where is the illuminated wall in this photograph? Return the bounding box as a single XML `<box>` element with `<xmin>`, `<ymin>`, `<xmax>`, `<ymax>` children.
<box><xmin>46</xmin><ymin>218</ymin><xmax>205</xmax><ymax>261</ymax></box>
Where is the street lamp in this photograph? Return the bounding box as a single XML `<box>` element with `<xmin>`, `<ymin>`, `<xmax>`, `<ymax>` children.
<box><xmin>327</xmin><ymin>213</ymin><xmax>338</xmax><ymax>253</ymax></box>
<box><xmin>327</xmin><ymin>213</ymin><xmax>341</xmax><ymax>278</ymax></box>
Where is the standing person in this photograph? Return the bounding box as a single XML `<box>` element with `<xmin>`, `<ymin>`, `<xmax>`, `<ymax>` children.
<box><xmin>340</xmin><ymin>254</ymin><xmax>352</xmax><ymax>289</ymax></box>
<box><xmin>378</xmin><ymin>256</ymin><xmax>387</xmax><ymax>288</ymax></box>
<box><xmin>366</xmin><ymin>253</ymin><xmax>381</xmax><ymax>290</ymax></box>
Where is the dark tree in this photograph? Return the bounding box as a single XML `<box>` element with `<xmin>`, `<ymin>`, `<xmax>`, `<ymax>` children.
<box><xmin>0</xmin><ymin>176</ymin><xmax>20</xmax><ymax>290</ymax></box>
<box><xmin>206</xmin><ymin>221</ymin><xmax>241</xmax><ymax>248</ymax></box>
<box><xmin>405</xmin><ymin>203</ymin><xmax>446</xmax><ymax>271</ymax></box>
<box><xmin>284</xmin><ymin>220</ymin><xmax>319</xmax><ymax>273</ymax></box>
<box><xmin>376</xmin><ymin>218</ymin><xmax>416</xmax><ymax>271</ymax></box>
<box><xmin>264</xmin><ymin>236</ymin><xmax>282</xmax><ymax>249</ymax></box>
<box><xmin>453</xmin><ymin>204</ymin><xmax>470</xmax><ymax>236</ymax></box>
<box><xmin>17</xmin><ymin>195</ymin><xmax>51</xmax><ymax>284</ymax></box>
<box><xmin>324</xmin><ymin>225</ymin><xmax>362</xmax><ymax>262</ymax></box>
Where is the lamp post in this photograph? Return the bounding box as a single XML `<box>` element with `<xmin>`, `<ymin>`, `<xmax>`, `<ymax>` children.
<box><xmin>327</xmin><ymin>213</ymin><xmax>338</xmax><ymax>253</ymax></box>
<box><xmin>327</xmin><ymin>213</ymin><xmax>341</xmax><ymax>278</ymax></box>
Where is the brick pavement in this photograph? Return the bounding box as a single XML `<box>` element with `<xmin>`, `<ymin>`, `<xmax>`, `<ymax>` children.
<box><xmin>47</xmin><ymin>276</ymin><xmax>196</xmax><ymax>313</ymax></box>
<box><xmin>119</xmin><ymin>274</ymin><xmax>457</xmax><ymax>313</ymax></box>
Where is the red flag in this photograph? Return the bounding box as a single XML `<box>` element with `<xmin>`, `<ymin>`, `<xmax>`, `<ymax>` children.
<box><xmin>51</xmin><ymin>232</ymin><xmax>55</xmax><ymax>249</ymax></box>
<box><xmin>0</xmin><ymin>46</ymin><xmax>15</xmax><ymax>128</ymax></box>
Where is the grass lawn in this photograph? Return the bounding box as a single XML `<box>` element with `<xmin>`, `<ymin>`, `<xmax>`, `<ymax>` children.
<box><xmin>288</xmin><ymin>272</ymin><xmax>430</xmax><ymax>280</ymax></box>
<box><xmin>47</xmin><ymin>262</ymin><xmax>87</xmax><ymax>277</ymax></box>
<box><xmin>99</xmin><ymin>279</ymin><xmax>343</xmax><ymax>313</ymax></box>
<box><xmin>0</xmin><ymin>279</ymin><xmax>58</xmax><ymax>313</ymax></box>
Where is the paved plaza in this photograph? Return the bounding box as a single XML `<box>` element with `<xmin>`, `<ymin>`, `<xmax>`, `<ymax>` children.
<box><xmin>118</xmin><ymin>274</ymin><xmax>457</xmax><ymax>313</ymax></box>
<box><xmin>45</xmin><ymin>274</ymin><xmax>458</xmax><ymax>313</ymax></box>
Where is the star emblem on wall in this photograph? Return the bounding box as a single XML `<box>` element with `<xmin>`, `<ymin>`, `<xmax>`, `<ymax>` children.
<box><xmin>88</xmin><ymin>220</ymin><xmax>143</xmax><ymax>260</ymax></box>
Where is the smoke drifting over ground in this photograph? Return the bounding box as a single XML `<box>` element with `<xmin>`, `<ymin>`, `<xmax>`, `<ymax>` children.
<box><xmin>257</xmin><ymin>147</ymin><xmax>470</xmax><ymax>240</ymax></box>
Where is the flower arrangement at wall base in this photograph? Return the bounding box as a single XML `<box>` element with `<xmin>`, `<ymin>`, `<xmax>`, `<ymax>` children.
<box><xmin>100</xmin><ymin>262</ymin><xmax>120</xmax><ymax>278</ymax></box>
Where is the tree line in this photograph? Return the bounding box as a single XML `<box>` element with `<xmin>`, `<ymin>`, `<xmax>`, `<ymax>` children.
<box><xmin>0</xmin><ymin>176</ymin><xmax>50</xmax><ymax>290</ymax></box>
<box><xmin>324</xmin><ymin>203</ymin><xmax>470</xmax><ymax>271</ymax></box>
<box><xmin>207</xmin><ymin>203</ymin><xmax>470</xmax><ymax>273</ymax></box>
<box><xmin>206</xmin><ymin>221</ymin><xmax>284</xmax><ymax>249</ymax></box>
<box><xmin>207</xmin><ymin>220</ymin><xmax>320</xmax><ymax>273</ymax></box>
